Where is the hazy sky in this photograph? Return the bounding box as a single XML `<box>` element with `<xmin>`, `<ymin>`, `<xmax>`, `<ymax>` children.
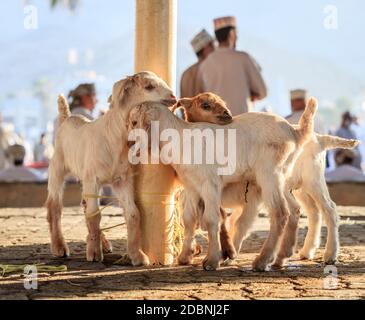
<box><xmin>1</xmin><ymin>0</ymin><xmax>364</xmax><ymax>71</ymax></box>
<box><xmin>0</xmin><ymin>0</ymin><xmax>364</xmax><ymax>117</ymax></box>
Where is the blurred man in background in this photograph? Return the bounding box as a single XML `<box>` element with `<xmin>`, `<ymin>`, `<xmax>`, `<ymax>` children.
<box><xmin>0</xmin><ymin>113</ymin><xmax>9</xmax><ymax>170</ymax></box>
<box><xmin>286</xmin><ymin>89</ymin><xmax>327</xmax><ymax>134</ymax></box>
<box><xmin>197</xmin><ymin>16</ymin><xmax>267</xmax><ymax>115</ymax></box>
<box><xmin>326</xmin><ymin>149</ymin><xmax>365</xmax><ymax>182</ymax></box>
<box><xmin>351</xmin><ymin>115</ymin><xmax>365</xmax><ymax>170</ymax></box>
<box><xmin>286</xmin><ymin>89</ymin><xmax>332</xmax><ymax>169</ymax></box>
<box><xmin>180</xmin><ymin>29</ymin><xmax>215</xmax><ymax>98</ymax></box>
<box><xmin>0</xmin><ymin>144</ymin><xmax>45</xmax><ymax>182</ymax></box>
<box><xmin>33</xmin><ymin>133</ymin><xmax>53</xmax><ymax>163</ymax></box>
<box><xmin>335</xmin><ymin>111</ymin><xmax>362</xmax><ymax>170</ymax></box>
<box><xmin>53</xmin><ymin>83</ymin><xmax>97</xmax><ymax>144</ymax></box>
<box><xmin>68</xmin><ymin>83</ymin><xmax>97</xmax><ymax>120</ymax></box>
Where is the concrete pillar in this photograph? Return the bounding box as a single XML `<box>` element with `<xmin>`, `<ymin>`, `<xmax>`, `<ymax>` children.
<box><xmin>134</xmin><ymin>0</ymin><xmax>177</xmax><ymax>265</ymax></box>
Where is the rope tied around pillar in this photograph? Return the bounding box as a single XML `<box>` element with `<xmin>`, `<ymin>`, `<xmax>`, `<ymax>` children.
<box><xmin>82</xmin><ymin>190</ymin><xmax>185</xmax><ymax>260</ymax></box>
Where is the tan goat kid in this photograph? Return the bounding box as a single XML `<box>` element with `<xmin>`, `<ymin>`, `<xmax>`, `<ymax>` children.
<box><xmin>177</xmin><ymin>92</ymin><xmax>359</xmax><ymax>267</ymax></box>
<box><xmin>46</xmin><ymin>71</ymin><xmax>176</xmax><ymax>265</ymax></box>
<box><xmin>127</xmin><ymin>99</ymin><xmax>317</xmax><ymax>271</ymax></box>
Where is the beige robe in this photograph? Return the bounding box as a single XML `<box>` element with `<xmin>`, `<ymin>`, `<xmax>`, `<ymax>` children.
<box><xmin>180</xmin><ymin>61</ymin><xmax>203</xmax><ymax>98</ymax></box>
<box><xmin>286</xmin><ymin>111</ymin><xmax>327</xmax><ymax>134</ymax></box>
<box><xmin>197</xmin><ymin>47</ymin><xmax>267</xmax><ymax>115</ymax></box>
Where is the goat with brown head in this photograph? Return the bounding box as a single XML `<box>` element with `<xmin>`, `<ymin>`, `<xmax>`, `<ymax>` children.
<box><xmin>171</xmin><ymin>92</ymin><xmax>232</xmax><ymax>125</ymax></box>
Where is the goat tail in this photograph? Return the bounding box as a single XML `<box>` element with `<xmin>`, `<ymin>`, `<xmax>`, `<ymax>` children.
<box><xmin>58</xmin><ymin>94</ymin><xmax>71</xmax><ymax>125</ymax></box>
<box><xmin>295</xmin><ymin>97</ymin><xmax>318</xmax><ymax>146</ymax></box>
<box><xmin>317</xmin><ymin>134</ymin><xmax>360</xmax><ymax>151</ymax></box>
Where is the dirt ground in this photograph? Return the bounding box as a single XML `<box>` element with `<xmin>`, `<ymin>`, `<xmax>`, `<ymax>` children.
<box><xmin>0</xmin><ymin>206</ymin><xmax>364</xmax><ymax>300</ymax></box>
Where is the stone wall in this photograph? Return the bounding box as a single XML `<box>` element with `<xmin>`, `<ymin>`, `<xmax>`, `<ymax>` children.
<box><xmin>327</xmin><ymin>182</ymin><xmax>365</xmax><ymax>206</ymax></box>
<box><xmin>0</xmin><ymin>182</ymin><xmax>82</xmax><ymax>208</ymax></box>
<box><xmin>0</xmin><ymin>181</ymin><xmax>364</xmax><ymax>208</ymax></box>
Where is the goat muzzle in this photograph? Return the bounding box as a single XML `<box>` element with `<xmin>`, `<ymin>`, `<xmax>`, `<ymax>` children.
<box><xmin>161</xmin><ymin>96</ymin><xmax>177</xmax><ymax>107</ymax></box>
<box><xmin>217</xmin><ymin>114</ymin><xmax>233</xmax><ymax>124</ymax></box>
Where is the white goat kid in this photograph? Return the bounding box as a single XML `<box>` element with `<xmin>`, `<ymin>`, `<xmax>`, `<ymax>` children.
<box><xmin>222</xmin><ymin>134</ymin><xmax>359</xmax><ymax>267</ymax></box>
<box><xmin>46</xmin><ymin>71</ymin><xmax>176</xmax><ymax>265</ymax></box>
<box><xmin>127</xmin><ymin>99</ymin><xmax>317</xmax><ymax>271</ymax></box>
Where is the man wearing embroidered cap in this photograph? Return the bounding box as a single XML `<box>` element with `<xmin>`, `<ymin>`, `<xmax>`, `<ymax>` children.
<box><xmin>52</xmin><ymin>83</ymin><xmax>97</xmax><ymax>144</ymax></box>
<box><xmin>180</xmin><ymin>29</ymin><xmax>215</xmax><ymax>98</ymax></box>
<box><xmin>286</xmin><ymin>89</ymin><xmax>327</xmax><ymax>134</ymax></box>
<box><xmin>196</xmin><ymin>16</ymin><xmax>267</xmax><ymax>115</ymax></box>
<box><xmin>67</xmin><ymin>83</ymin><xmax>97</xmax><ymax>120</ymax></box>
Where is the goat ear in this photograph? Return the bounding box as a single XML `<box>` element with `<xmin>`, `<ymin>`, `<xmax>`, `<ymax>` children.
<box><xmin>169</xmin><ymin>105</ymin><xmax>187</xmax><ymax>121</ymax></box>
<box><xmin>112</xmin><ymin>77</ymin><xmax>135</xmax><ymax>107</ymax></box>
<box><xmin>131</xmin><ymin>73</ymin><xmax>141</xmax><ymax>81</ymax></box>
<box><xmin>170</xmin><ymin>99</ymin><xmax>191</xmax><ymax>121</ymax></box>
<box><xmin>178</xmin><ymin>98</ymin><xmax>192</xmax><ymax>109</ymax></box>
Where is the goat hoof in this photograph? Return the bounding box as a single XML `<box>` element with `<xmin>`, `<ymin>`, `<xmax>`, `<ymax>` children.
<box><xmin>252</xmin><ymin>256</ymin><xmax>269</xmax><ymax>272</ymax></box>
<box><xmin>324</xmin><ymin>260</ymin><xmax>337</xmax><ymax>266</ymax></box>
<box><xmin>51</xmin><ymin>240</ymin><xmax>70</xmax><ymax>258</ymax></box>
<box><xmin>103</xmin><ymin>244</ymin><xmax>113</xmax><ymax>254</ymax></box>
<box><xmin>299</xmin><ymin>249</ymin><xmax>315</xmax><ymax>260</ymax></box>
<box><xmin>131</xmin><ymin>250</ymin><xmax>150</xmax><ymax>266</ymax></box>
<box><xmin>324</xmin><ymin>251</ymin><xmax>338</xmax><ymax>266</ymax></box>
<box><xmin>86</xmin><ymin>249</ymin><xmax>103</xmax><ymax>262</ymax></box>
<box><xmin>271</xmin><ymin>262</ymin><xmax>284</xmax><ymax>270</ymax></box>
<box><xmin>202</xmin><ymin>256</ymin><xmax>220</xmax><ymax>271</ymax></box>
<box><xmin>219</xmin><ymin>228</ymin><xmax>236</xmax><ymax>260</ymax></box>
<box><xmin>324</xmin><ymin>257</ymin><xmax>337</xmax><ymax>266</ymax></box>
<box><xmin>223</xmin><ymin>259</ymin><xmax>237</xmax><ymax>266</ymax></box>
<box><xmin>299</xmin><ymin>254</ymin><xmax>310</xmax><ymax>260</ymax></box>
<box><xmin>272</xmin><ymin>255</ymin><xmax>286</xmax><ymax>270</ymax></box>
<box><xmin>178</xmin><ymin>253</ymin><xmax>193</xmax><ymax>266</ymax></box>
<box><xmin>222</xmin><ymin>246</ymin><xmax>237</xmax><ymax>261</ymax></box>
<box><xmin>86</xmin><ymin>235</ymin><xmax>103</xmax><ymax>262</ymax></box>
<box><xmin>101</xmin><ymin>233</ymin><xmax>113</xmax><ymax>254</ymax></box>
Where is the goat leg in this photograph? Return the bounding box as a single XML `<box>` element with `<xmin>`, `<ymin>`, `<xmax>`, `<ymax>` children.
<box><xmin>219</xmin><ymin>208</ymin><xmax>237</xmax><ymax>260</ymax></box>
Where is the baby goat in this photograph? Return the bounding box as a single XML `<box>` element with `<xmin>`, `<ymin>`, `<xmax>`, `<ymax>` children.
<box><xmin>46</xmin><ymin>71</ymin><xmax>176</xmax><ymax>265</ymax></box>
<box><xmin>171</xmin><ymin>93</ymin><xmax>235</xmax><ymax>260</ymax></box>
<box><xmin>222</xmin><ymin>135</ymin><xmax>358</xmax><ymax>267</ymax></box>
<box><xmin>177</xmin><ymin>92</ymin><xmax>359</xmax><ymax>267</ymax></box>
<box><xmin>127</xmin><ymin>99</ymin><xmax>317</xmax><ymax>271</ymax></box>
<box><xmin>171</xmin><ymin>92</ymin><xmax>233</xmax><ymax>125</ymax></box>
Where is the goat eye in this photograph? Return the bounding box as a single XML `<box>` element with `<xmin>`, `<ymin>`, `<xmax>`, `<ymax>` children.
<box><xmin>145</xmin><ymin>84</ymin><xmax>155</xmax><ymax>91</ymax></box>
<box><xmin>202</xmin><ymin>103</ymin><xmax>211</xmax><ymax>110</ymax></box>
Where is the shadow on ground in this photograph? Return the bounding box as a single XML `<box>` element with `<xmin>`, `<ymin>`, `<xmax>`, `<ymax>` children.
<box><xmin>1</xmin><ymin>209</ymin><xmax>364</xmax><ymax>300</ymax></box>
